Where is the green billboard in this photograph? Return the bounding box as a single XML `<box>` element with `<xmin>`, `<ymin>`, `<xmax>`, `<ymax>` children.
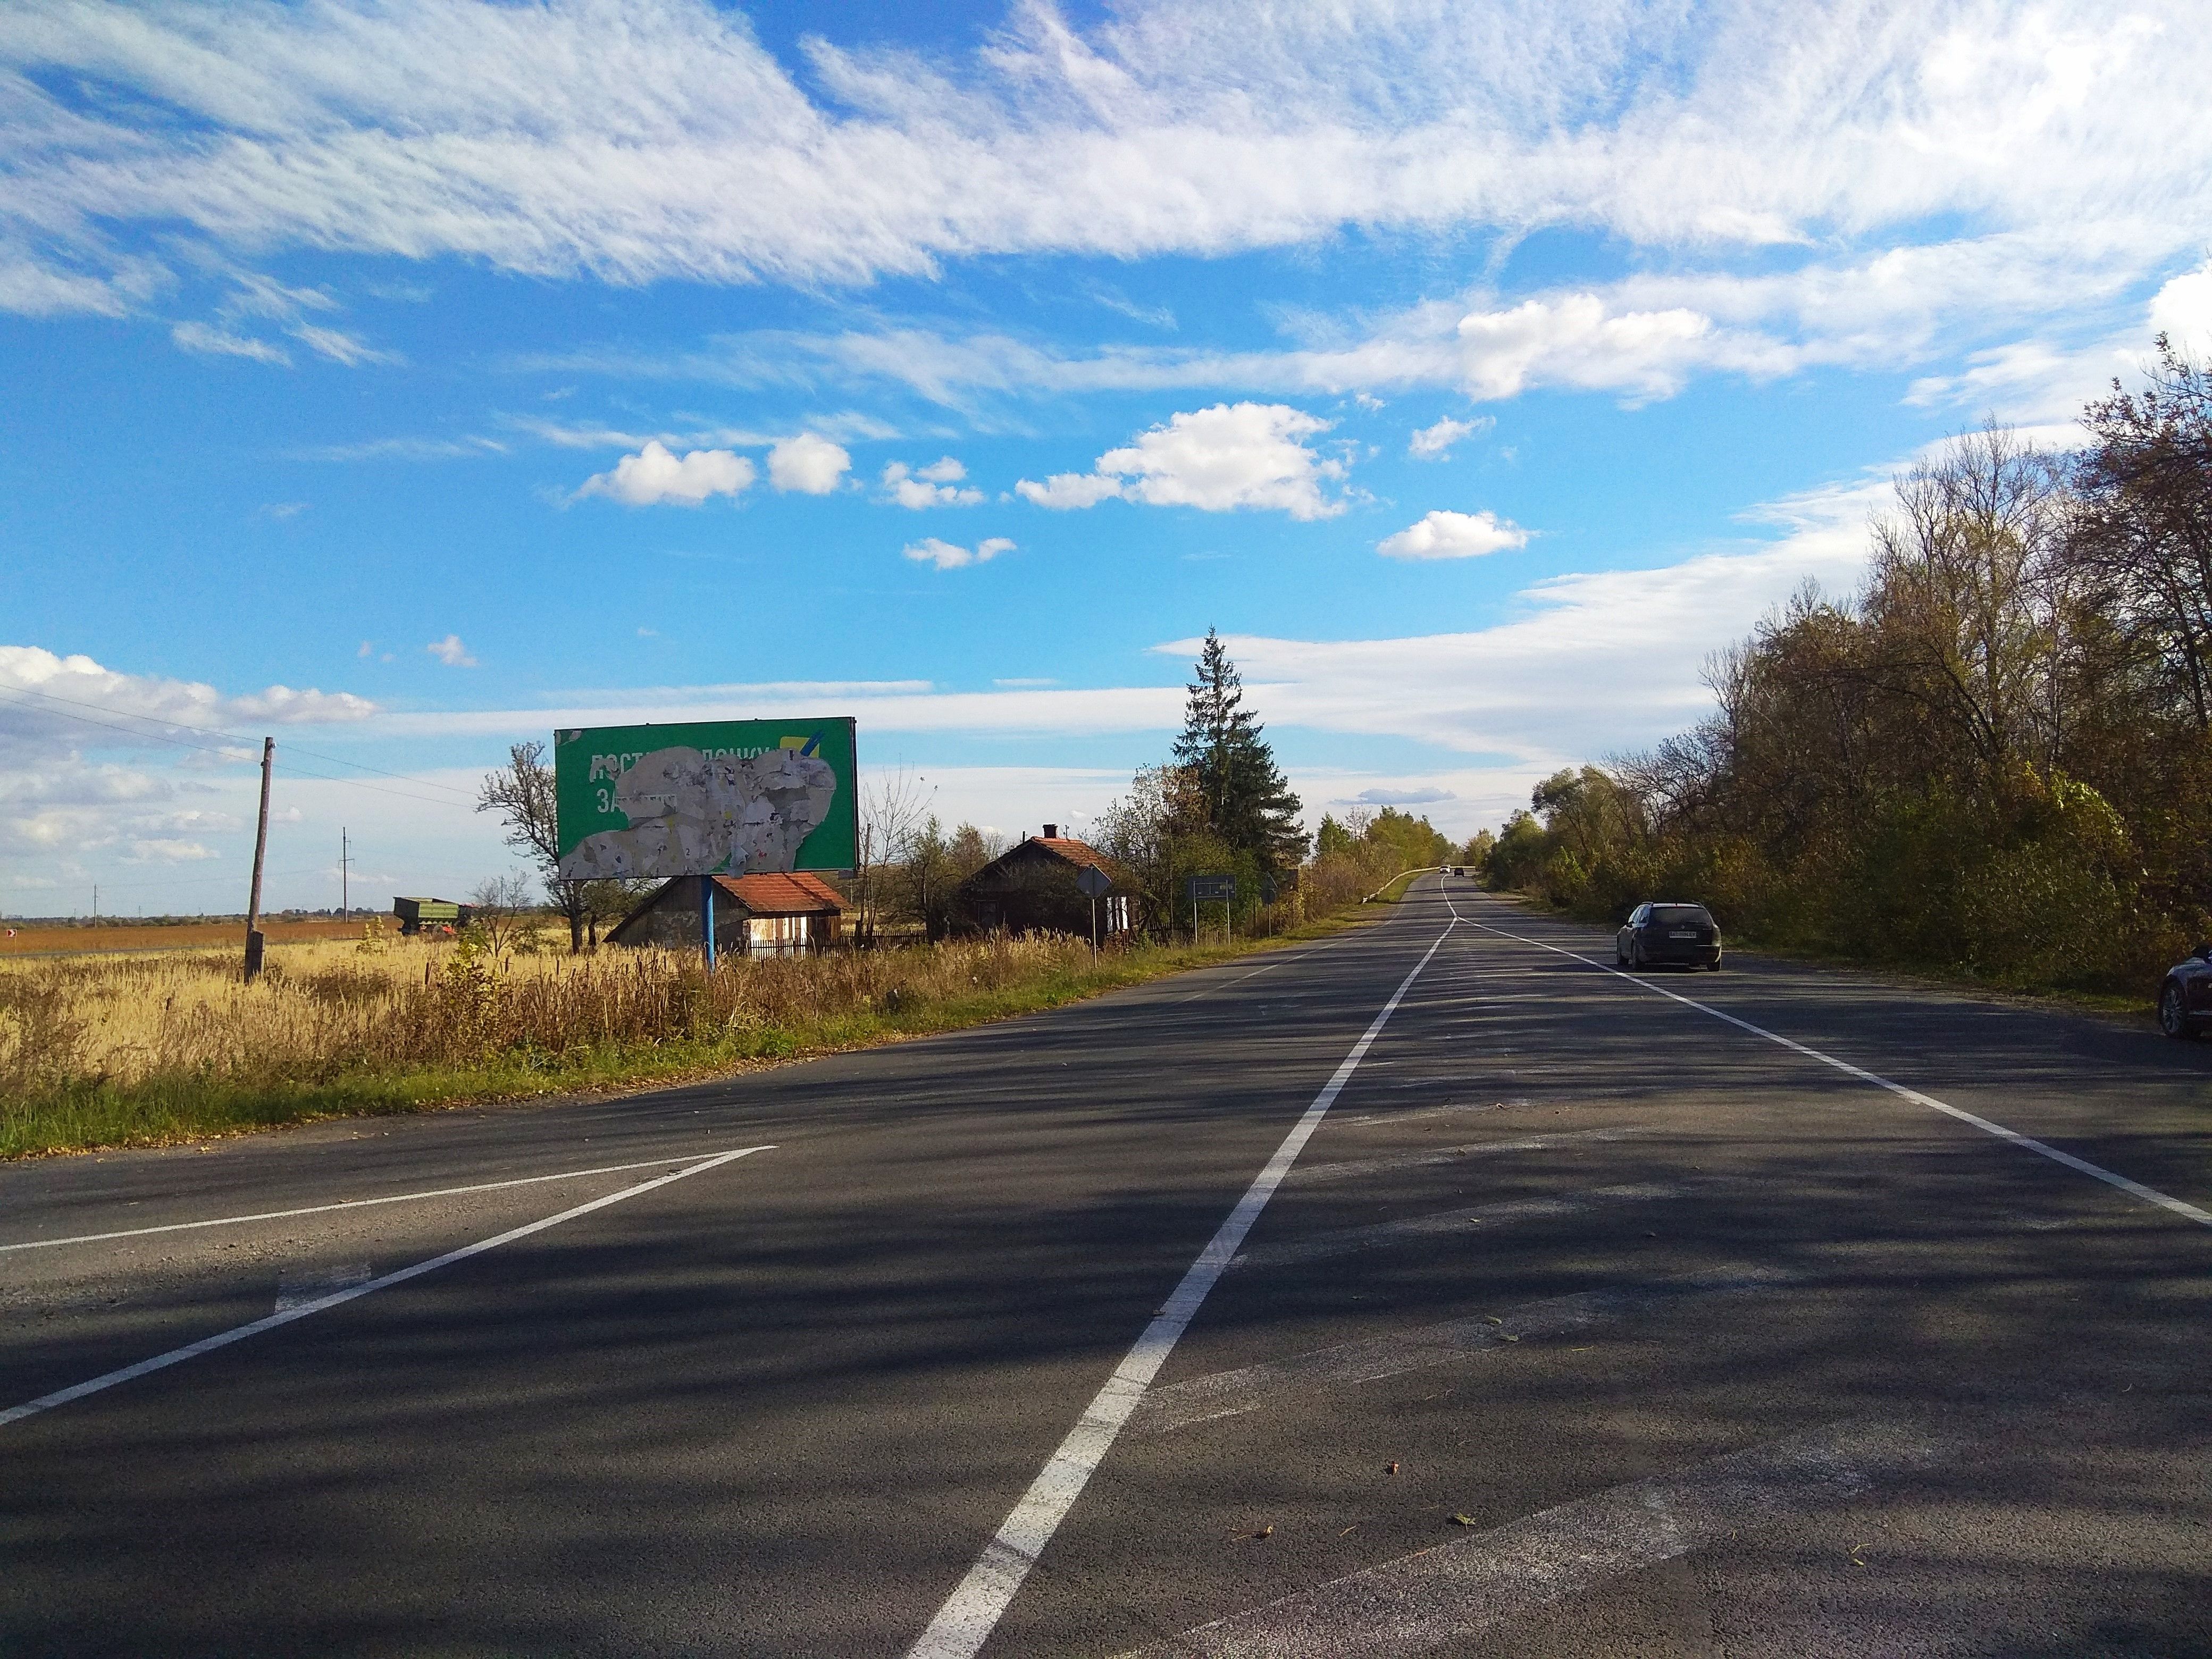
<box><xmin>554</xmin><ymin>717</ymin><xmax>858</xmax><ymax>880</ymax></box>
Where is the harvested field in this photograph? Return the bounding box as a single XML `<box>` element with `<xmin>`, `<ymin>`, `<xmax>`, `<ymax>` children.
<box><xmin>1</xmin><ymin>918</ymin><xmax>366</xmax><ymax>956</ymax></box>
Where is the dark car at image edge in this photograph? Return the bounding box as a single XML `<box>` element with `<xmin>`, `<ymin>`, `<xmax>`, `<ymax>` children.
<box><xmin>2158</xmin><ymin>943</ymin><xmax>2212</xmax><ymax>1037</ymax></box>
<box><xmin>1616</xmin><ymin>901</ymin><xmax>1723</xmax><ymax>971</ymax></box>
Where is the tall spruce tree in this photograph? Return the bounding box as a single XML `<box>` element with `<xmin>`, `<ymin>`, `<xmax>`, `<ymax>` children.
<box><xmin>1172</xmin><ymin>629</ymin><xmax>1308</xmax><ymax>870</ymax></box>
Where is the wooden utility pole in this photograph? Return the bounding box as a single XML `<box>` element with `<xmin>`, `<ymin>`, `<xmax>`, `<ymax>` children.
<box><xmin>244</xmin><ymin>737</ymin><xmax>273</xmax><ymax>981</ymax></box>
<box><xmin>340</xmin><ymin>826</ymin><xmax>351</xmax><ymax>916</ymax></box>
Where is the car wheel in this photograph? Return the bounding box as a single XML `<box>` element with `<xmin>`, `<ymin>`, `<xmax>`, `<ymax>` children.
<box><xmin>2159</xmin><ymin>981</ymin><xmax>2191</xmax><ymax>1040</ymax></box>
<box><xmin>1707</xmin><ymin>957</ymin><xmax>1722</xmax><ymax>972</ymax></box>
<box><xmin>1615</xmin><ymin>939</ymin><xmax>1628</xmax><ymax>965</ymax></box>
<box><xmin>1629</xmin><ymin>938</ymin><xmax>1644</xmax><ymax>969</ymax></box>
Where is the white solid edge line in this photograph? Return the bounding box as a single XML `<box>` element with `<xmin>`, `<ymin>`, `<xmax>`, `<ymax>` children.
<box><xmin>0</xmin><ymin>1144</ymin><xmax>775</xmax><ymax>1432</ymax></box>
<box><xmin>0</xmin><ymin>1153</ymin><xmax>739</xmax><ymax>1254</ymax></box>
<box><xmin>906</xmin><ymin>922</ymin><xmax>1456</xmax><ymax>1659</ymax></box>
<box><xmin>1446</xmin><ymin>886</ymin><xmax>2212</xmax><ymax>1231</ymax></box>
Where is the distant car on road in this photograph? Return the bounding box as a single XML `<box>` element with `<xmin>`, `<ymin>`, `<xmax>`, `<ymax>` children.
<box><xmin>1617</xmin><ymin>902</ymin><xmax>1723</xmax><ymax>971</ymax></box>
<box><xmin>2158</xmin><ymin>944</ymin><xmax>2212</xmax><ymax>1037</ymax></box>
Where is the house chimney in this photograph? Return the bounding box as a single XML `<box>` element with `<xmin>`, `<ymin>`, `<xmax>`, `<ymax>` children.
<box><xmin>1044</xmin><ymin>823</ymin><xmax>1058</xmax><ymax>839</ymax></box>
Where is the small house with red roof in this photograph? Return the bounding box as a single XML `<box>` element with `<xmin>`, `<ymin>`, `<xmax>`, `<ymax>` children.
<box><xmin>954</xmin><ymin>825</ymin><xmax>1133</xmax><ymax>941</ymax></box>
<box><xmin>608</xmin><ymin>872</ymin><xmax>845</xmax><ymax>957</ymax></box>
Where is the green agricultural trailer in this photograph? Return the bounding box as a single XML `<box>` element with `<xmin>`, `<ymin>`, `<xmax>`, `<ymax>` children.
<box><xmin>392</xmin><ymin>896</ymin><xmax>474</xmax><ymax>935</ymax></box>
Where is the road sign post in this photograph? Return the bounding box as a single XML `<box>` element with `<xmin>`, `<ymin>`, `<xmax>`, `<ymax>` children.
<box><xmin>1076</xmin><ymin>864</ymin><xmax>1111</xmax><ymax>964</ymax></box>
<box><xmin>1185</xmin><ymin>875</ymin><xmax>1235</xmax><ymax>946</ymax></box>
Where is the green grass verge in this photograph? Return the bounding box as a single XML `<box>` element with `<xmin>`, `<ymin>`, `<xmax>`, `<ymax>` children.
<box><xmin>2</xmin><ymin>910</ymin><xmax>1384</xmax><ymax>1161</ymax></box>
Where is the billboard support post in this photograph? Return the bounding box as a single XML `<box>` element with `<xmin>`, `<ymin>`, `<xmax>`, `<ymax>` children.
<box><xmin>701</xmin><ymin>874</ymin><xmax>717</xmax><ymax>971</ymax></box>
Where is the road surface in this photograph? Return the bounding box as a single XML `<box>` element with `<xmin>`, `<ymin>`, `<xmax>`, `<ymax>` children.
<box><xmin>4</xmin><ymin>876</ymin><xmax>2208</xmax><ymax>1655</ymax></box>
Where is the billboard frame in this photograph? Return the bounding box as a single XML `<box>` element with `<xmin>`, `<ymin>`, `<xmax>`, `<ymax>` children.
<box><xmin>552</xmin><ymin>716</ymin><xmax>859</xmax><ymax>883</ymax></box>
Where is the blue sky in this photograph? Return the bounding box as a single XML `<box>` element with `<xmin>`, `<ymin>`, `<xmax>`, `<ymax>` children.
<box><xmin>4</xmin><ymin>0</ymin><xmax>2210</xmax><ymax>915</ymax></box>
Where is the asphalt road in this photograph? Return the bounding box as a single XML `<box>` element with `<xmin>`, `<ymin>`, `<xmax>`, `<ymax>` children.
<box><xmin>4</xmin><ymin>877</ymin><xmax>2209</xmax><ymax>1656</ymax></box>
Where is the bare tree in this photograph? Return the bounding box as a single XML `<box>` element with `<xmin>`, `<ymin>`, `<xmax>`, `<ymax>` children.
<box><xmin>1865</xmin><ymin>422</ymin><xmax>2069</xmax><ymax>792</ymax></box>
<box><xmin>2072</xmin><ymin>334</ymin><xmax>2212</xmax><ymax>729</ymax></box>
<box><xmin>476</xmin><ymin>741</ymin><xmax>596</xmax><ymax>952</ymax></box>
<box><xmin>851</xmin><ymin>767</ymin><xmax>934</xmax><ymax>948</ymax></box>
<box><xmin>468</xmin><ymin>872</ymin><xmax>537</xmax><ymax>956</ymax></box>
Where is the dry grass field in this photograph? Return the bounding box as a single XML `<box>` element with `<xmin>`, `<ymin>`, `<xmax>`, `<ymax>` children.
<box><xmin>0</xmin><ymin>917</ymin><xmax>1359</xmax><ymax>1158</ymax></box>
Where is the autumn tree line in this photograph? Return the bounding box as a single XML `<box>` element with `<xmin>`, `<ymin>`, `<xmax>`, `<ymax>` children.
<box><xmin>1485</xmin><ymin>336</ymin><xmax>2212</xmax><ymax>995</ymax></box>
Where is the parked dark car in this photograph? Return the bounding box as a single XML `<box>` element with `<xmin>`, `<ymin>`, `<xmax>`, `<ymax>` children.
<box><xmin>2158</xmin><ymin>944</ymin><xmax>2212</xmax><ymax>1037</ymax></box>
<box><xmin>1616</xmin><ymin>901</ymin><xmax>1722</xmax><ymax>970</ymax></box>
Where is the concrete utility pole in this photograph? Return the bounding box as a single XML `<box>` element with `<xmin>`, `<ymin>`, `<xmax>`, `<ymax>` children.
<box><xmin>245</xmin><ymin>737</ymin><xmax>273</xmax><ymax>981</ymax></box>
<box><xmin>340</xmin><ymin>826</ymin><xmax>351</xmax><ymax>916</ymax></box>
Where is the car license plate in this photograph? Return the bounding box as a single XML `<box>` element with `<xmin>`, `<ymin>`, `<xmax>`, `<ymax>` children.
<box><xmin>1670</xmin><ymin>931</ymin><xmax>1695</xmax><ymax>939</ymax></box>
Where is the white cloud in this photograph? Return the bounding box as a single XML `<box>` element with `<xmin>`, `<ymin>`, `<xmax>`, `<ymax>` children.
<box><xmin>426</xmin><ymin>634</ymin><xmax>477</xmax><ymax>667</ymax></box>
<box><xmin>2150</xmin><ymin>261</ymin><xmax>2212</xmax><ymax>357</ymax></box>
<box><xmin>1016</xmin><ymin>471</ymin><xmax>1127</xmax><ymax>509</ymax></box>
<box><xmin>883</xmin><ymin>458</ymin><xmax>984</xmax><ymax>508</ymax></box>
<box><xmin>903</xmin><ymin>535</ymin><xmax>1015</xmax><ymax>571</ymax></box>
<box><xmin>767</xmin><ymin>432</ymin><xmax>851</xmax><ymax>493</ymax></box>
<box><xmin>298</xmin><ymin>435</ymin><xmax>507</xmax><ymax>462</ymax></box>
<box><xmin>1409</xmin><ymin>416</ymin><xmax>1489</xmax><ymax>459</ymax></box>
<box><xmin>0</xmin><ymin>646</ymin><xmax>374</xmax><ymax>761</ymax></box>
<box><xmin>1452</xmin><ymin>295</ymin><xmax>1722</xmax><ymax>403</ymax></box>
<box><xmin>574</xmin><ymin>440</ymin><xmax>755</xmax><ymax>506</ymax></box>
<box><xmin>1018</xmin><ymin>403</ymin><xmax>1346</xmax><ymax>519</ymax></box>
<box><xmin>356</xmin><ymin>461</ymin><xmax>1887</xmax><ymax>766</ymax></box>
<box><xmin>125</xmin><ymin>838</ymin><xmax>219</xmax><ymax>864</ymax></box>
<box><xmin>172</xmin><ymin>321</ymin><xmax>289</xmax><ymax>364</ymax></box>
<box><xmin>1348</xmin><ymin>786</ymin><xmax>1455</xmax><ymax>806</ymax></box>
<box><xmin>0</xmin><ymin>647</ymin><xmax>387</xmax><ymax>889</ymax></box>
<box><xmin>291</xmin><ymin>323</ymin><xmax>401</xmax><ymax>366</ymax></box>
<box><xmin>1377</xmin><ymin>509</ymin><xmax>1529</xmax><ymax>561</ymax></box>
<box><xmin>4</xmin><ymin>0</ymin><xmax>2206</xmax><ymax>313</ymax></box>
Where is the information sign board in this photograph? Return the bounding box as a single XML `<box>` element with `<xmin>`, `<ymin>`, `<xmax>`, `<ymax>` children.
<box><xmin>554</xmin><ymin>717</ymin><xmax>858</xmax><ymax>879</ymax></box>
<box><xmin>1186</xmin><ymin>874</ymin><xmax>1236</xmax><ymax>903</ymax></box>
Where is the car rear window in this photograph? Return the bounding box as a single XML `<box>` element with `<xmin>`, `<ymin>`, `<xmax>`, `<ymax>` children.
<box><xmin>1651</xmin><ymin>905</ymin><xmax>1711</xmax><ymax>925</ymax></box>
